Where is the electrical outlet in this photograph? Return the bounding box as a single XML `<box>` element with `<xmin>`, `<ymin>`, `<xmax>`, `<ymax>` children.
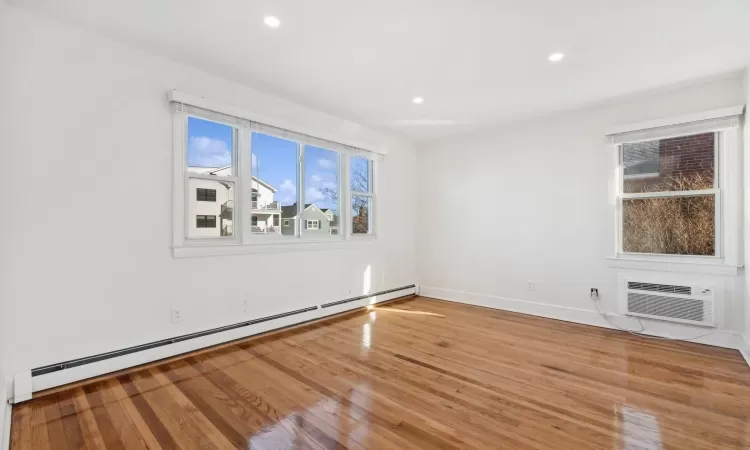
<box><xmin>527</xmin><ymin>282</ymin><xmax>535</xmax><ymax>291</ymax></box>
<box><xmin>171</xmin><ymin>308</ymin><xmax>183</xmax><ymax>324</ymax></box>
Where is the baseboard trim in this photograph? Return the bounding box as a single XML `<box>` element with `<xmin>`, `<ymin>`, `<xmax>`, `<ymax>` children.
<box><xmin>25</xmin><ymin>285</ymin><xmax>416</xmax><ymax>398</ymax></box>
<box><xmin>419</xmin><ymin>286</ymin><xmax>741</xmax><ymax>351</ymax></box>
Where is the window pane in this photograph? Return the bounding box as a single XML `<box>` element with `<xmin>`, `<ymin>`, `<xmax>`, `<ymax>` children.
<box><xmin>352</xmin><ymin>195</ymin><xmax>372</xmax><ymax>234</ymax></box>
<box><xmin>623</xmin><ymin>196</ymin><xmax>714</xmax><ymax>255</ymax></box>
<box><xmin>187</xmin><ymin>117</ymin><xmax>234</xmax><ymax>174</ymax></box>
<box><xmin>251</xmin><ymin>133</ymin><xmax>297</xmax><ymax>236</ymax></box>
<box><xmin>623</xmin><ymin>133</ymin><xmax>714</xmax><ymax>194</ymax></box>
<box><xmin>188</xmin><ymin>178</ymin><xmax>234</xmax><ymax>238</ymax></box>
<box><xmin>303</xmin><ymin>146</ymin><xmax>339</xmax><ymax>236</ymax></box>
<box><xmin>196</xmin><ymin>188</ymin><xmax>217</xmax><ymax>202</ymax></box>
<box><xmin>351</xmin><ymin>156</ymin><xmax>370</xmax><ymax>192</ymax></box>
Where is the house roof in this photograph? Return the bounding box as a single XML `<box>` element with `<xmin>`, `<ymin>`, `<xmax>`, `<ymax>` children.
<box><xmin>186</xmin><ymin>166</ymin><xmax>277</xmax><ymax>192</ymax></box>
<box><xmin>281</xmin><ymin>203</ymin><xmax>338</xmax><ymax>223</ymax></box>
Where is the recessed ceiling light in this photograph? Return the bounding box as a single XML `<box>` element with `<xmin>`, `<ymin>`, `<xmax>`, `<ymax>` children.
<box><xmin>412</xmin><ymin>97</ymin><xmax>424</xmax><ymax>104</ymax></box>
<box><xmin>548</xmin><ymin>52</ymin><xmax>565</xmax><ymax>62</ymax></box>
<box><xmin>264</xmin><ymin>16</ymin><xmax>281</xmax><ymax>28</ymax></box>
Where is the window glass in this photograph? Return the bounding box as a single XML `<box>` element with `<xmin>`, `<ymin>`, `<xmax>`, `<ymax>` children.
<box><xmin>303</xmin><ymin>146</ymin><xmax>339</xmax><ymax>236</ymax></box>
<box><xmin>196</xmin><ymin>216</ymin><xmax>217</xmax><ymax>228</ymax></box>
<box><xmin>352</xmin><ymin>195</ymin><xmax>372</xmax><ymax>234</ymax></box>
<box><xmin>187</xmin><ymin>178</ymin><xmax>234</xmax><ymax>238</ymax></box>
<box><xmin>623</xmin><ymin>196</ymin><xmax>715</xmax><ymax>255</ymax></box>
<box><xmin>187</xmin><ymin>117</ymin><xmax>233</xmax><ymax>173</ymax></box>
<box><xmin>623</xmin><ymin>133</ymin><xmax>714</xmax><ymax>194</ymax></box>
<box><xmin>196</xmin><ymin>188</ymin><xmax>216</xmax><ymax>202</ymax></box>
<box><xmin>251</xmin><ymin>132</ymin><xmax>297</xmax><ymax>236</ymax></box>
<box><xmin>350</xmin><ymin>156</ymin><xmax>370</xmax><ymax>193</ymax></box>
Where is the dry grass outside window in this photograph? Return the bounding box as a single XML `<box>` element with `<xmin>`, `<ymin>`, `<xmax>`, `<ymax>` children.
<box><xmin>622</xmin><ymin>173</ymin><xmax>714</xmax><ymax>256</ymax></box>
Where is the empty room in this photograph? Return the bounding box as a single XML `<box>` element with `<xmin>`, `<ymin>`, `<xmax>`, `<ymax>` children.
<box><xmin>2</xmin><ymin>0</ymin><xmax>750</xmax><ymax>449</ymax></box>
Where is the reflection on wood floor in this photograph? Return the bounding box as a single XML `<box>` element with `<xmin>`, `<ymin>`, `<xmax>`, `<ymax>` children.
<box><xmin>11</xmin><ymin>296</ymin><xmax>750</xmax><ymax>449</ymax></box>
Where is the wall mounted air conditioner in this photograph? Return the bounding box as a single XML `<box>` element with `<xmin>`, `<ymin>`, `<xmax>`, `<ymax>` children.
<box><xmin>620</xmin><ymin>280</ymin><xmax>715</xmax><ymax>327</ymax></box>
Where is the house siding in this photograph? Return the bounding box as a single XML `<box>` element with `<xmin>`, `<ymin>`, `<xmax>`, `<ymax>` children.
<box><xmin>624</xmin><ymin>132</ymin><xmax>715</xmax><ymax>192</ymax></box>
<box><xmin>281</xmin><ymin>218</ymin><xmax>295</xmax><ymax>235</ymax></box>
<box><xmin>302</xmin><ymin>208</ymin><xmax>332</xmax><ymax>235</ymax></box>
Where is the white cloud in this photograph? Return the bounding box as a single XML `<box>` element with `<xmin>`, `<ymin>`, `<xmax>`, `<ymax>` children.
<box><xmin>318</xmin><ymin>159</ymin><xmax>336</xmax><ymax>169</ymax></box>
<box><xmin>305</xmin><ymin>187</ymin><xmax>324</xmax><ymax>203</ymax></box>
<box><xmin>279</xmin><ymin>194</ymin><xmax>296</xmax><ymax>204</ymax></box>
<box><xmin>188</xmin><ymin>136</ymin><xmax>231</xmax><ymax>167</ymax></box>
<box><xmin>280</xmin><ymin>179</ymin><xmax>296</xmax><ymax>192</ymax></box>
<box><xmin>252</xmin><ymin>153</ymin><xmax>258</xmax><ymax>172</ymax></box>
<box><xmin>305</xmin><ymin>172</ymin><xmax>337</xmax><ymax>202</ymax></box>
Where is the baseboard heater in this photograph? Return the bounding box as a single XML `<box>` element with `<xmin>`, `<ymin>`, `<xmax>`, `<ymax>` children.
<box><xmin>30</xmin><ymin>284</ymin><xmax>416</xmax><ymax>379</ymax></box>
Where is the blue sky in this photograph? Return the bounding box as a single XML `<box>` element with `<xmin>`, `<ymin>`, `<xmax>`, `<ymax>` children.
<box><xmin>187</xmin><ymin>117</ymin><xmax>340</xmax><ymax>211</ymax></box>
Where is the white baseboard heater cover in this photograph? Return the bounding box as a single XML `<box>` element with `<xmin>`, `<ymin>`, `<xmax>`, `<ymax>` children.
<box><xmin>621</xmin><ymin>280</ymin><xmax>715</xmax><ymax>327</ymax></box>
<box><xmin>23</xmin><ymin>285</ymin><xmax>416</xmax><ymax>397</ymax></box>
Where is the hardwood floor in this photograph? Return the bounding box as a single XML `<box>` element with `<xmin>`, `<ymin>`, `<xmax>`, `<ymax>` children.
<box><xmin>11</xmin><ymin>296</ymin><xmax>750</xmax><ymax>449</ymax></box>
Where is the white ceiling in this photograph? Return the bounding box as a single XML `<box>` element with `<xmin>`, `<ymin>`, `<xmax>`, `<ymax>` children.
<box><xmin>10</xmin><ymin>0</ymin><xmax>750</xmax><ymax>141</ymax></box>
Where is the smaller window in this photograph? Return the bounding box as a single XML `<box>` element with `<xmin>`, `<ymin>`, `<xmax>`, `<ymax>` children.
<box><xmin>351</xmin><ymin>156</ymin><xmax>374</xmax><ymax>235</ymax></box>
<box><xmin>283</xmin><ymin>219</ymin><xmax>290</xmax><ymax>226</ymax></box>
<box><xmin>251</xmin><ymin>216</ymin><xmax>258</xmax><ymax>226</ymax></box>
<box><xmin>306</xmin><ymin>220</ymin><xmax>319</xmax><ymax>230</ymax></box>
<box><xmin>196</xmin><ymin>215</ymin><xmax>216</xmax><ymax>228</ymax></box>
<box><xmin>196</xmin><ymin>188</ymin><xmax>217</xmax><ymax>202</ymax></box>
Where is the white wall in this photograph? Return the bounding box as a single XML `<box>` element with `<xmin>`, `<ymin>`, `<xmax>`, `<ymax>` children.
<box><xmin>0</xmin><ymin>6</ymin><xmax>416</xmax><ymax>376</ymax></box>
<box><xmin>0</xmin><ymin>0</ymin><xmax>10</xmax><ymax>443</ymax></box>
<box><xmin>744</xmin><ymin>68</ymin><xmax>750</xmax><ymax>347</ymax></box>
<box><xmin>417</xmin><ymin>73</ymin><xmax>747</xmax><ymax>340</ymax></box>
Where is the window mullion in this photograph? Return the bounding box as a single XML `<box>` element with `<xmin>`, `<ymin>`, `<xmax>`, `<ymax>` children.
<box><xmin>343</xmin><ymin>155</ymin><xmax>351</xmax><ymax>239</ymax></box>
<box><xmin>238</xmin><ymin>126</ymin><xmax>252</xmax><ymax>244</ymax></box>
<box><xmin>297</xmin><ymin>143</ymin><xmax>304</xmax><ymax>238</ymax></box>
<box><xmin>622</xmin><ymin>189</ymin><xmax>717</xmax><ymax>200</ymax></box>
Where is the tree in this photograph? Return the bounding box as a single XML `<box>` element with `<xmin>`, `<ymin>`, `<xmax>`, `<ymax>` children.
<box><xmin>319</xmin><ymin>160</ymin><xmax>370</xmax><ymax>233</ymax></box>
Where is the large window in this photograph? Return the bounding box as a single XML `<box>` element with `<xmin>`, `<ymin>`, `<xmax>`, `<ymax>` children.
<box><xmin>618</xmin><ymin>132</ymin><xmax>718</xmax><ymax>256</ymax></box>
<box><xmin>304</xmin><ymin>145</ymin><xmax>339</xmax><ymax>236</ymax></box>
<box><xmin>172</xmin><ymin>97</ymin><xmax>380</xmax><ymax>255</ymax></box>
<box><xmin>185</xmin><ymin>117</ymin><xmax>236</xmax><ymax>239</ymax></box>
<box><xmin>251</xmin><ymin>133</ymin><xmax>297</xmax><ymax>236</ymax></box>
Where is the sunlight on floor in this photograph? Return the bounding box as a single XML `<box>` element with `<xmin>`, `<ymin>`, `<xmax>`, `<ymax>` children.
<box><xmin>371</xmin><ymin>307</ymin><xmax>444</xmax><ymax>317</ymax></box>
<box><xmin>618</xmin><ymin>405</ymin><xmax>663</xmax><ymax>450</ymax></box>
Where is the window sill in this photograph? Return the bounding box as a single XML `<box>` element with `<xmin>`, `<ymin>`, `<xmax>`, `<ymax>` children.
<box><xmin>606</xmin><ymin>256</ymin><xmax>741</xmax><ymax>276</ymax></box>
<box><xmin>173</xmin><ymin>236</ymin><xmax>377</xmax><ymax>258</ymax></box>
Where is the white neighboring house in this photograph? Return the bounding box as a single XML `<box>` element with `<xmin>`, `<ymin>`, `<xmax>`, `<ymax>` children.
<box><xmin>187</xmin><ymin>166</ymin><xmax>281</xmax><ymax>237</ymax></box>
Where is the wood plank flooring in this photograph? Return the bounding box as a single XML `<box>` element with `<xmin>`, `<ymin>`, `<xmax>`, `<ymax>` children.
<box><xmin>11</xmin><ymin>296</ymin><xmax>750</xmax><ymax>449</ymax></box>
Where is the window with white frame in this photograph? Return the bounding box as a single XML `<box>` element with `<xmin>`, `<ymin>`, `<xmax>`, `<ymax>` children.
<box><xmin>172</xmin><ymin>95</ymin><xmax>381</xmax><ymax>255</ymax></box>
<box><xmin>350</xmin><ymin>156</ymin><xmax>374</xmax><ymax>234</ymax></box>
<box><xmin>609</xmin><ymin>106</ymin><xmax>743</xmax><ymax>262</ymax></box>
<box><xmin>619</xmin><ymin>132</ymin><xmax>717</xmax><ymax>256</ymax></box>
<box><xmin>185</xmin><ymin>116</ymin><xmax>237</xmax><ymax>239</ymax></box>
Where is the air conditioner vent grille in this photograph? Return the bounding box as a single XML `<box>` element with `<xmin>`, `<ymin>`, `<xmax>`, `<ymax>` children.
<box><xmin>627</xmin><ymin>281</ymin><xmax>691</xmax><ymax>295</ymax></box>
<box><xmin>627</xmin><ymin>292</ymin><xmax>706</xmax><ymax>322</ymax></box>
